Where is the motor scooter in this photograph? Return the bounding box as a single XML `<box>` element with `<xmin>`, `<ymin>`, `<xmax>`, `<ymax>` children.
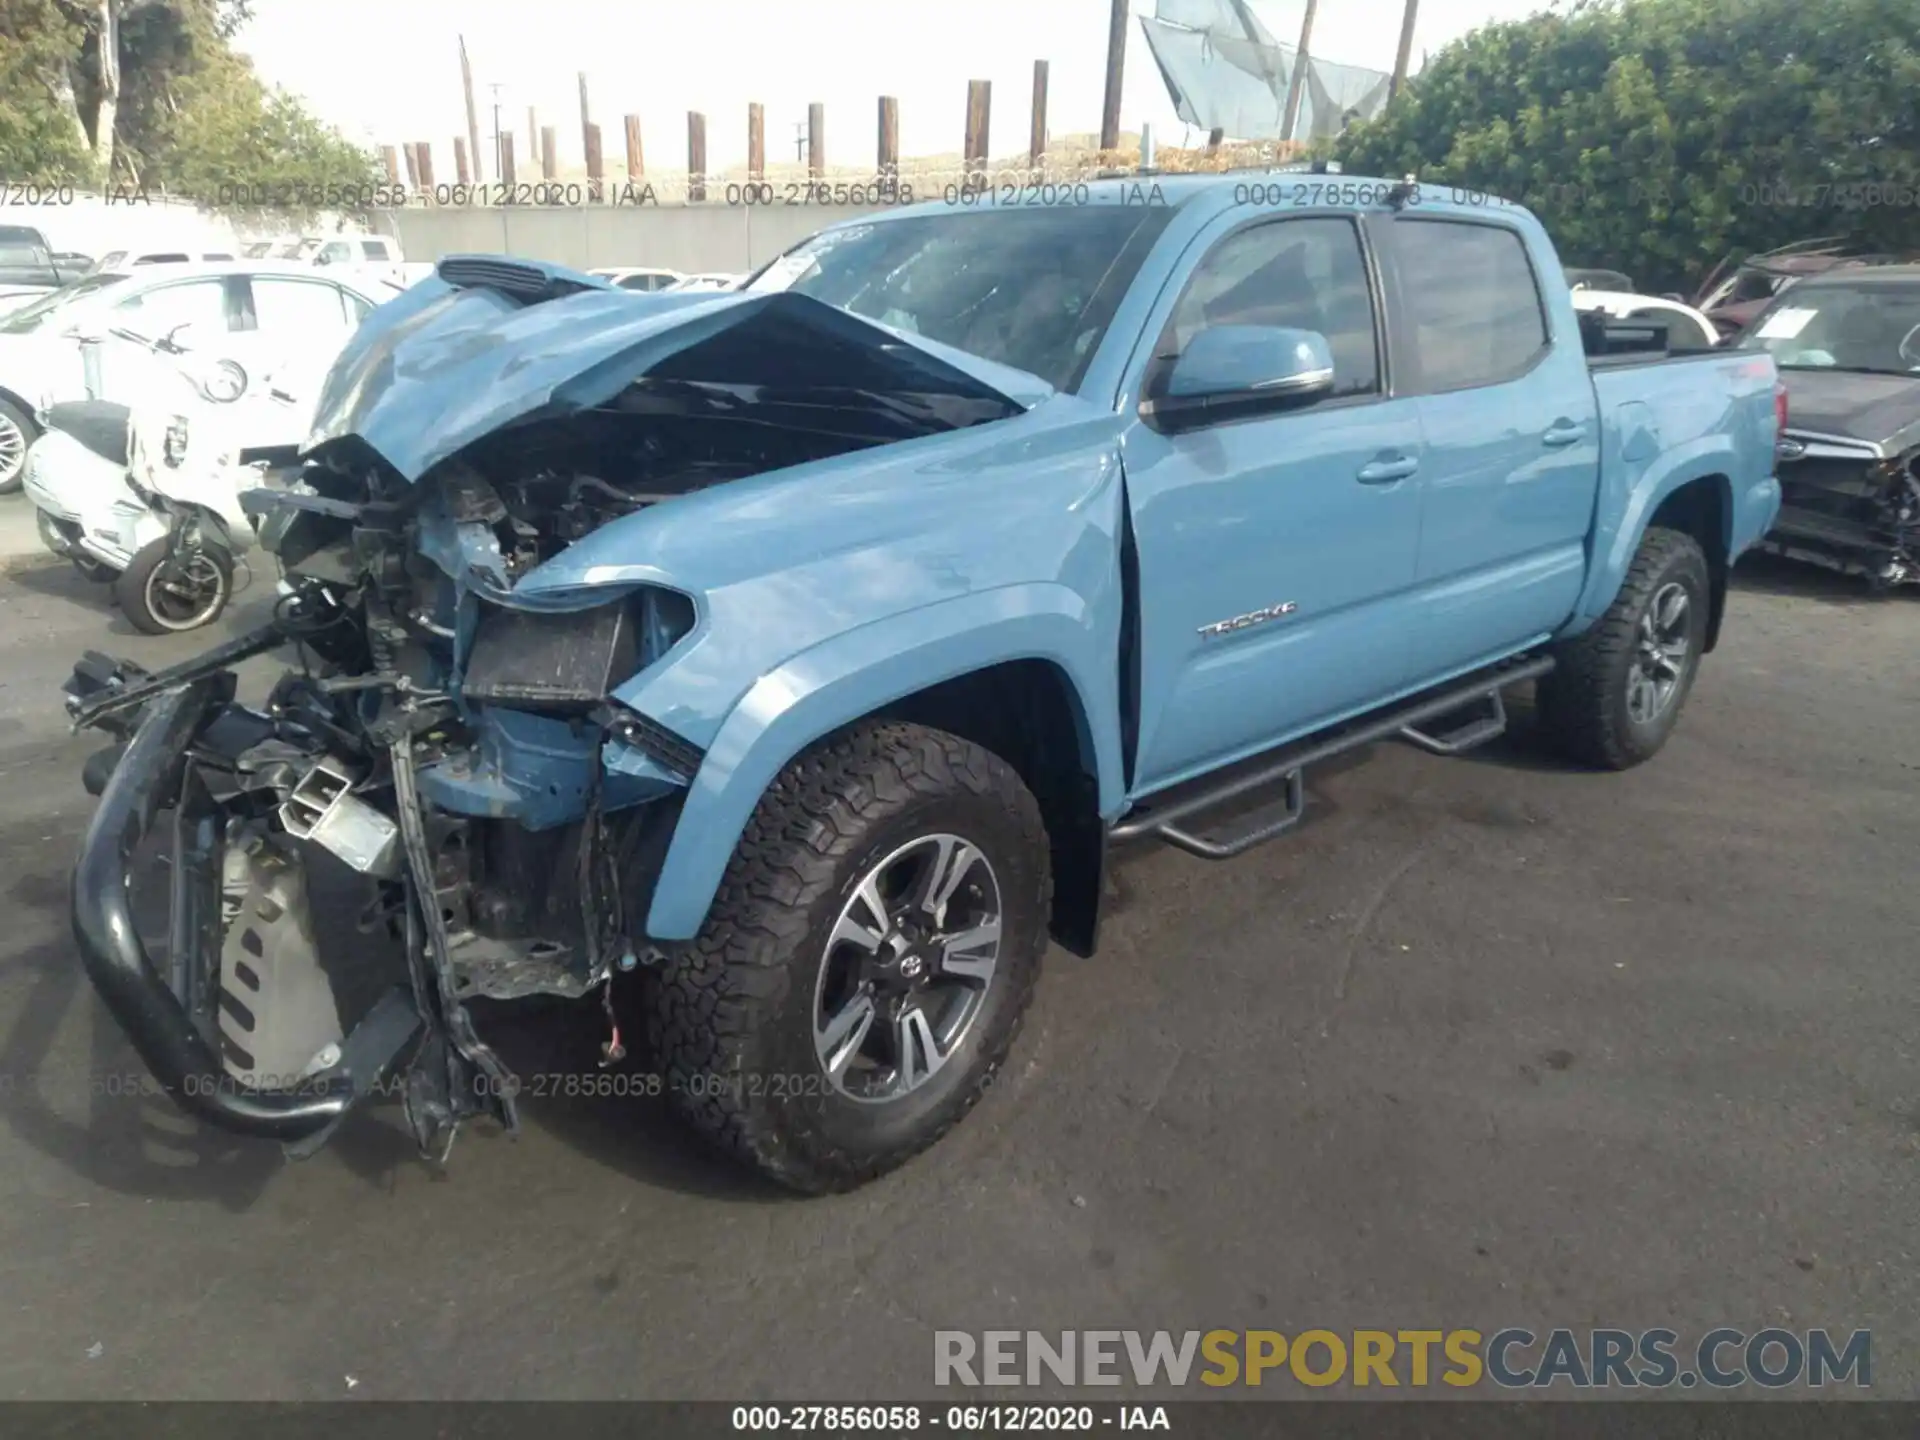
<box><xmin>24</xmin><ymin>324</ymin><xmax>314</xmax><ymax>633</ymax></box>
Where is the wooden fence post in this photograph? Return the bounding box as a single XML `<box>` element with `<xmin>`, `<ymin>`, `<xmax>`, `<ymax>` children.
<box><xmin>540</xmin><ymin>126</ymin><xmax>557</xmax><ymax>182</ymax></box>
<box><xmin>748</xmin><ymin>103</ymin><xmax>765</xmax><ymax>182</ymax></box>
<box><xmin>499</xmin><ymin>132</ymin><xmax>517</xmax><ymax>190</ymax></box>
<box><xmin>687</xmin><ymin>111</ymin><xmax>707</xmax><ymax>201</ymax></box>
<box><xmin>414</xmin><ymin>142</ymin><xmax>435</xmax><ymax>192</ymax></box>
<box><xmin>1030</xmin><ymin>62</ymin><xmax>1049</xmax><ymax>175</ymax></box>
<box><xmin>877</xmin><ymin>96</ymin><xmax>898</xmax><ymax>179</ymax></box>
<box><xmin>964</xmin><ymin>80</ymin><xmax>991</xmax><ymax>180</ymax></box>
<box><xmin>584</xmin><ymin>122</ymin><xmax>604</xmax><ymax>201</ymax></box>
<box><xmin>454</xmin><ymin>136</ymin><xmax>471</xmax><ymax>185</ymax></box>
<box><xmin>624</xmin><ymin>114</ymin><xmax>644</xmax><ymax>178</ymax></box>
<box><xmin>400</xmin><ymin>143</ymin><xmax>419</xmax><ymax>187</ymax></box>
<box><xmin>382</xmin><ymin>145</ymin><xmax>401</xmax><ymax>185</ymax></box>
<box><xmin>808</xmin><ymin>102</ymin><xmax>825</xmax><ymax>178</ymax></box>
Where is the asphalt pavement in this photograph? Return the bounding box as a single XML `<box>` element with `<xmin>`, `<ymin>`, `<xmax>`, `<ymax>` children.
<box><xmin>0</xmin><ymin>517</ymin><xmax>1916</xmax><ymax>1401</ymax></box>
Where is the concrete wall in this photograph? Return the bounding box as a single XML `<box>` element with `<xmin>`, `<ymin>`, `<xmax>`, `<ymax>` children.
<box><xmin>386</xmin><ymin>203</ymin><xmax>893</xmax><ymax>273</ymax></box>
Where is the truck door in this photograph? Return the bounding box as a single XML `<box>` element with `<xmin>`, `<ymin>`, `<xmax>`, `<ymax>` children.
<box><xmin>1120</xmin><ymin>212</ymin><xmax>1428</xmax><ymax>795</ymax></box>
<box><xmin>1371</xmin><ymin>214</ymin><xmax>1601</xmax><ymax>676</ymax></box>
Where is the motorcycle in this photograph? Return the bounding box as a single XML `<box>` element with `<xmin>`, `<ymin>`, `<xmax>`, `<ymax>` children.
<box><xmin>23</xmin><ymin>323</ymin><xmax>313</xmax><ymax>633</ymax></box>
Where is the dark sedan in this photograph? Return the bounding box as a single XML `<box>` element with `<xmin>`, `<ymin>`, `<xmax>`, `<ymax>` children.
<box><xmin>1748</xmin><ymin>267</ymin><xmax>1920</xmax><ymax>587</ymax></box>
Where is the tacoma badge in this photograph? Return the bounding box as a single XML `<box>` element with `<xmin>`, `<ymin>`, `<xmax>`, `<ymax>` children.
<box><xmin>1199</xmin><ymin>602</ymin><xmax>1298</xmax><ymax>638</ymax></box>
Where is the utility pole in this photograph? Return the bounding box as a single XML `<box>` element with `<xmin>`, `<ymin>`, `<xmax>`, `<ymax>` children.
<box><xmin>1280</xmin><ymin>0</ymin><xmax>1318</xmax><ymax>141</ymax></box>
<box><xmin>1099</xmin><ymin>0</ymin><xmax>1129</xmax><ymax>153</ymax></box>
<box><xmin>490</xmin><ymin>83</ymin><xmax>505</xmax><ymax>184</ymax></box>
<box><xmin>459</xmin><ymin>35</ymin><xmax>484</xmax><ymax>185</ymax></box>
<box><xmin>1390</xmin><ymin>0</ymin><xmax>1419</xmax><ymax>100</ymax></box>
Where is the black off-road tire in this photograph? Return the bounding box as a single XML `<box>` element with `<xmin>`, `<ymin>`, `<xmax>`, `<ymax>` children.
<box><xmin>114</xmin><ymin>537</ymin><xmax>233</xmax><ymax>635</ymax></box>
<box><xmin>1537</xmin><ymin>525</ymin><xmax>1711</xmax><ymax>770</ymax></box>
<box><xmin>642</xmin><ymin>721</ymin><xmax>1051</xmax><ymax>1194</ymax></box>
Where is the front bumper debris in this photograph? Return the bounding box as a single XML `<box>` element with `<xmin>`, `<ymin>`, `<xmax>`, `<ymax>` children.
<box><xmin>65</xmin><ymin>641</ymin><xmax>516</xmax><ymax>1157</ymax></box>
<box><xmin>70</xmin><ymin>675</ymin><xmax>395</xmax><ymax>1143</ymax></box>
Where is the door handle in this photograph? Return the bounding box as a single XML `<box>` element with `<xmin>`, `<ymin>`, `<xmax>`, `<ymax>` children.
<box><xmin>1356</xmin><ymin>454</ymin><xmax>1419</xmax><ymax>484</ymax></box>
<box><xmin>1542</xmin><ymin>419</ymin><xmax>1587</xmax><ymax>448</ymax></box>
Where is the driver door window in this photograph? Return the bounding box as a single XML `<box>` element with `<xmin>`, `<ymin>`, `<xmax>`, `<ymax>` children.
<box><xmin>1161</xmin><ymin>217</ymin><xmax>1381</xmax><ymax>399</ymax></box>
<box><xmin>111</xmin><ymin>278</ymin><xmax>232</xmax><ymax>338</ymax></box>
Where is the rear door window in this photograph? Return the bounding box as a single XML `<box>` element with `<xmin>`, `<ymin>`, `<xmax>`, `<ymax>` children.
<box><xmin>1383</xmin><ymin>219</ymin><xmax>1550</xmax><ymax>392</ymax></box>
<box><xmin>249</xmin><ymin>277</ymin><xmax>356</xmax><ymax>333</ymax></box>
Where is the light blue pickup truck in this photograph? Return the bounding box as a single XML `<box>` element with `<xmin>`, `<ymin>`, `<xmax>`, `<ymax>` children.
<box><xmin>64</xmin><ymin>176</ymin><xmax>1783</xmax><ymax>1191</ymax></box>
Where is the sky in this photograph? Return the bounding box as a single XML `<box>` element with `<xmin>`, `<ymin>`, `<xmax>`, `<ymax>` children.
<box><xmin>233</xmin><ymin>0</ymin><xmax>1553</xmax><ymax>178</ymax></box>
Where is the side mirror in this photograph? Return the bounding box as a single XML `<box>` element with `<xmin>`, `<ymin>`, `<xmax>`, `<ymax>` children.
<box><xmin>1147</xmin><ymin>325</ymin><xmax>1335</xmax><ymax>429</ymax></box>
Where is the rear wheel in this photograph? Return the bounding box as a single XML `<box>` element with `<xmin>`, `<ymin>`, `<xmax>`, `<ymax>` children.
<box><xmin>0</xmin><ymin>396</ymin><xmax>35</xmax><ymax>495</ymax></box>
<box><xmin>115</xmin><ymin>535</ymin><xmax>232</xmax><ymax>634</ymax></box>
<box><xmin>643</xmin><ymin>721</ymin><xmax>1051</xmax><ymax>1193</ymax></box>
<box><xmin>1537</xmin><ymin>525</ymin><xmax>1710</xmax><ymax>769</ymax></box>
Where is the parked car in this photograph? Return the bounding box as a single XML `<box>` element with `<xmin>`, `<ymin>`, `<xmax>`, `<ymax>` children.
<box><xmin>63</xmin><ymin>180</ymin><xmax>1781</xmax><ymax>1194</ymax></box>
<box><xmin>89</xmin><ymin>246</ymin><xmax>239</xmax><ymax>269</ymax></box>
<box><xmin>1565</xmin><ymin>267</ymin><xmax>1635</xmax><ymax>292</ymax></box>
<box><xmin>590</xmin><ymin>266</ymin><xmax>686</xmax><ymax>292</ymax></box>
<box><xmin>665</xmin><ymin>271</ymin><xmax>743</xmax><ymax>292</ymax></box>
<box><xmin>0</xmin><ymin>260</ymin><xmax>399</xmax><ymax>493</ymax></box>
<box><xmin>1694</xmin><ymin>238</ymin><xmax>1910</xmax><ymax>341</ymax></box>
<box><xmin>1570</xmin><ymin>289</ymin><xmax>1721</xmax><ymax>351</ymax></box>
<box><xmin>1744</xmin><ymin>265</ymin><xmax>1920</xmax><ymax>588</ymax></box>
<box><xmin>0</xmin><ymin>225</ymin><xmax>95</xmax><ymax>314</ymax></box>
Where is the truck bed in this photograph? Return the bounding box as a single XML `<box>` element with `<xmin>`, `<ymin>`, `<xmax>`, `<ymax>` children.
<box><xmin>1587</xmin><ymin>345</ymin><xmax>1783</xmax><ymax>578</ymax></box>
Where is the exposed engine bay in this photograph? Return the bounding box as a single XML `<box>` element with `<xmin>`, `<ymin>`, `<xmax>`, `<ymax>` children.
<box><xmin>62</xmin><ymin>368</ymin><xmax>1005</xmax><ymax>1159</ymax></box>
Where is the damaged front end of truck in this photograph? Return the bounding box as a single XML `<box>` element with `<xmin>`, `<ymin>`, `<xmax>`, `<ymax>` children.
<box><xmin>61</xmin><ymin>256</ymin><xmax>1037</xmax><ymax>1159</ymax></box>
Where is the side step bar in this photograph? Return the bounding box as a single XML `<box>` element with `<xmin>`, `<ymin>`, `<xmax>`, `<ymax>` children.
<box><xmin>1111</xmin><ymin>654</ymin><xmax>1555</xmax><ymax>861</ymax></box>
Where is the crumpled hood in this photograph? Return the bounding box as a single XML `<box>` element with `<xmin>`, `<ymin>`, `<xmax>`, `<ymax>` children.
<box><xmin>302</xmin><ymin>255</ymin><xmax>1053</xmax><ymax>480</ymax></box>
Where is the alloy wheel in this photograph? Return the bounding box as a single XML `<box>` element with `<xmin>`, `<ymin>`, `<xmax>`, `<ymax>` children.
<box><xmin>1627</xmin><ymin>581</ymin><xmax>1691</xmax><ymax>725</ymax></box>
<box><xmin>812</xmin><ymin>832</ymin><xmax>1004</xmax><ymax>1104</ymax></box>
<box><xmin>0</xmin><ymin>411</ymin><xmax>25</xmax><ymax>488</ymax></box>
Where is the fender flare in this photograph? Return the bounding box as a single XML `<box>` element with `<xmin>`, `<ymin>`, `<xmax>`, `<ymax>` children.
<box><xmin>642</xmin><ymin>584</ymin><xmax>1124</xmax><ymax>940</ymax></box>
<box><xmin>1567</xmin><ymin>433</ymin><xmax>1736</xmax><ymax>633</ymax></box>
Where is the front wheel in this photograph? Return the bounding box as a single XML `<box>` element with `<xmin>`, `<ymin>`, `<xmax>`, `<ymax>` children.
<box><xmin>1537</xmin><ymin>525</ymin><xmax>1711</xmax><ymax>769</ymax></box>
<box><xmin>643</xmin><ymin>721</ymin><xmax>1052</xmax><ymax>1193</ymax></box>
<box><xmin>0</xmin><ymin>396</ymin><xmax>36</xmax><ymax>495</ymax></box>
<box><xmin>114</xmin><ymin>535</ymin><xmax>233</xmax><ymax>634</ymax></box>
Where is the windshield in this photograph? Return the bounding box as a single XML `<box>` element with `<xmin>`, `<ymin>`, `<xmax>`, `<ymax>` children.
<box><xmin>744</xmin><ymin>205</ymin><xmax>1177</xmax><ymax>392</ymax></box>
<box><xmin>1749</xmin><ymin>283</ymin><xmax>1920</xmax><ymax>373</ymax></box>
<box><xmin>0</xmin><ymin>271</ymin><xmax>127</xmax><ymax>334</ymax></box>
